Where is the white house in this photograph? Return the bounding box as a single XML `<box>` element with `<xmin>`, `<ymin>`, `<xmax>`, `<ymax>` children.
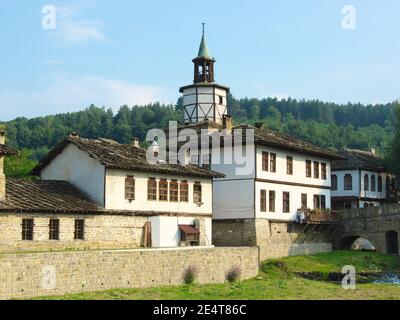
<box><xmin>331</xmin><ymin>149</ymin><xmax>396</xmax><ymax>209</ymax></box>
<box><xmin>171</xmin><ymin>30</ymin><xmax>343</xmax><ymax>259</ymax></box>
<box><xmin>0</xmin><ymin>131</ymin><xmax>223</xmax><ymax>252</ymax></box>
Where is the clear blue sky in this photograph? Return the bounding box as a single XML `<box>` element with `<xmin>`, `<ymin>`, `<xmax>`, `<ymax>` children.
<box><xmin>1</xmin><ymin>0</ymin><xmax>400</xmax><ymax>120</ymax></box>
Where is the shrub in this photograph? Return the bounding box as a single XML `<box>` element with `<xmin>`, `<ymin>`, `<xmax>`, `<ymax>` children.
<box><xmin>226</xmin><ymin>266</ymin><xmax>242</xmax><ymax>283</ymax></box>
<box><xmin>183</xmin><ymin>266</ymin><xmax>198</xmax><ymax>285</ymax></box>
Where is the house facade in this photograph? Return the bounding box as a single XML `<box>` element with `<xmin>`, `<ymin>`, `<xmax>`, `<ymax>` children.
<box><xmin>171</xmin><ymin>31</ymin><xmax>343</xmax><ymax>259</ymax></box>
<box><xmin>331</xmin><ymin>149</ymin><xmax>396</xmax><ymax>209</ymax></box>
<box><xmin>0</xmin><ymin>133</ymin><xmax>222</xmax><ymax>252</ymax></box>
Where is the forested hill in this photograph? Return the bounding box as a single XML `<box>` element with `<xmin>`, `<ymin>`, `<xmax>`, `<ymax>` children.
<box><xmin>2</xmin><ymin>94</ymin><xmax>397</xmax><ymax>166</ymax></box>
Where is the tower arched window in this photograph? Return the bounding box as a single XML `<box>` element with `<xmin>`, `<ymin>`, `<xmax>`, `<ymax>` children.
<box><xmin>371</xmin><ymin>175</ymin><xmax>376</xmax><ymax>192</ymax></box>
<box><xmin>378</xmin><ymin>176</ymin><xmax>383</xmax><ymax>192</ymax></box>
<box><xmin>364</xmin><ymin>174</ymin><xmax>369</xmax><ymax>191</ymax></box>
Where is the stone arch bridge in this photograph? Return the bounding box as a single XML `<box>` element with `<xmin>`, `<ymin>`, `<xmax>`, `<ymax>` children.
<box><xmin>335</xmin><ymin>203</ymin><xmax>400</xmax><ymax>254</ymax></box>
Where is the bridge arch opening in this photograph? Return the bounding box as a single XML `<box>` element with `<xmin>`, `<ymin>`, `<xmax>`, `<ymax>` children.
<box><xmin>340</xmin><ymin>236</ymin><xmax>376</xmax><ymax>251</ymax></box>
<box><xmin>385</xmin><ymin>231</ymin><xmax>399</xmax><ymax>254</ymax></box>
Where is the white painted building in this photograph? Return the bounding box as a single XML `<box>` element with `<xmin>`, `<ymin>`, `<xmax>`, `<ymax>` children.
<box><xmin>33</xmin><ymin>135</ymin><xmax>222</xmax><ymax>248</ymax></box>
<box><xmin>331</xmin><ymin>149</ymin><xmax>396</xmax><ymax>209</ymax></box>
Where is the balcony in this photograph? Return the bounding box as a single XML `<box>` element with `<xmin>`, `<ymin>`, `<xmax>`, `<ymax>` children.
<box><xmin>300</xmin><ymin>209</ymin><xmax>338</xmax><ymax>225</ymax></box>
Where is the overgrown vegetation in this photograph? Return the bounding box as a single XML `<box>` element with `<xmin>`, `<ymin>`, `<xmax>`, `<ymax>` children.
<box><xmin>183</xmin><ymin>266</ymin><xmax>198</xmax><ymax>285</ymax></box>
<box><xmin>225</xmin><ymin>266</ymin><xmax>242</xmax><ymax>283</ymax></box>
<box><xmin>1</xmin><ymin>96</ymin><xmax>397</xmax><ymax>178</ymax></box>
<box><xmin>35</xmin><ymin>251</ymin><xmax>400</xmax><ymax>300</ymax></box>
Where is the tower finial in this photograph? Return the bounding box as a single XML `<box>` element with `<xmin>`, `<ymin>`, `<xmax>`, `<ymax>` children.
<box><xmin>202</xmin><ymin>22</ymin><xmax>205</xmax><ymax>34</ymax></box>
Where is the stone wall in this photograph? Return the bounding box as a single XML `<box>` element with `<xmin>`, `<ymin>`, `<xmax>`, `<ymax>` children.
<box><xmin>213</xmin><ymin>219</ymin><xmax>332</xmax><ymax>261</ymax></box>
<box><xmin>0</xmin><ymin>213</ymin><xmax>148</xmax><ymax>252</ymax></box>
<box><xmin>0</xmin><ymin>246</ymin><xmax>259</xmax><ymax>299</ymax></box>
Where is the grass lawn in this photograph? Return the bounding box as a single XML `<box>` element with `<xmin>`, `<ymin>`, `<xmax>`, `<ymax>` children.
<box><xmin>36</xmin><ymin>251</ymin><xmax>400</xmax><ymax>300</ymax></box>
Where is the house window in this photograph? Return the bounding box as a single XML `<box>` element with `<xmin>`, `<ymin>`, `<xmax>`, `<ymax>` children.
<box><xmin>202</xmin><ymin>154</ymin><xmax>212</xmax><ymax>169</ymax></box>
<box><xmin>301</xmin><ymin>194</ymin><xmax>307</xmax><ymax>210</ymax></box>
<box><xmin>313</xmin><ymin>195</ymin><xmax>320</xmax><ymax>209</ymax></box>
<box><xmin>180</xmin><ymin>181</ymin><xmax>189</xmax><ymax>202</ymax></box>
<box><xmin>159</xmin><ymin>179</ymin><xmax>168</xmax><ymax>201</ymax></box>
<box><xmin>260</xmin><ymin>190</ymin><xmax>267</xmax><ymax>212</ymax></box>
<box><xmin>314</xmin><ymin>161</ymin><xmax>320</xmax><ymax>179</ymax></box>
<box><xmin>169</xmin><ymin>180</ymin><xmax>179</xmax><ymax>202</ymax></box>
<box><xmin>269</xmin><ymin>191</ymin><xmax>276</xmax><ymax>212</ymax></box>
<box><xmin>74</xmin><ymin>219</ymin><xmax>85</xmax><ymax>240</ymax></box>
<box><xmin>321</xmin><ymin>195</ymin><xmax>326</xmax><ymax>209</ymax></box>
<box><xmin>219</xmin><ymin>95</ymin><xmax>223</xmax><ymax>105</ymax></box>
<box><xmin>331</xmin><ymin>175</ymin><xmax>337</xmax><ymax>191</ymax></box>
<box><xmin>386</xmin><ymin>175</ymin><xmax>391</xmax><ymax>192</ymax></box>
<box><xmin>270</xmin><ymin>153</ymin><xmax>276</xmax><ymax>173</ymax></box>
<box><xmin>193</xmin><ymin>182</ymin><xmax>202</xmax><ymax>204</ymax></box>
<box><xmin>262</xmin><ymin>152</ymin><xmax>269</xmax><ymax>171</ymax></box>
<box><xmin>344</xmin><ymin>174</ymin><xmax>352</xmax><ymax>190</ymax></box>
<box><xmin>147</xmin><ymin>178</ymin><xmax>157</xmax><ymax>200</ymax></box>
<box><xmin>378</xmin><ymin>176</ymin><xmax>383</xmax><ymax>192</ymax></box>
<box><xmin>306</xmin><ymin>160</ymin><xmax>312</xmax><ymax>177</ymax></box>
<box><xmin>364</xmin><ymin>174</ymin><xmax>369</xmax><ymax>191</ymax></box>
<box><xmin>283</xmin><ymin>192</ymin><xmax>290</xmax><ymax>213</ymax></box>
<box><xmin>321</xmin><ymin>163</ymin><xmax>327</xmax><ymax>180</ymax></box>
<box><xmin>371</xmin><ymin>175</ymin><xmax>376</xmax><ymax>192</ymax></box>
<box><xmin>49</xmin><ymin>219</ymin><xmax>60</xmax><ymax>241</ymax></box>
<box><xmin>22</xmin><ymin>218</ymin><xmax>34</xmax><ymax>241</ymax></box>
<box><xmin>287</xmin><ymin>156</ymin><xmax>293</xmax><ymax>175</ymax></box>
<box><xmin>125</xmin><ymin>176</ymin><xmax>135</xmax><ymax>201</ymax></box>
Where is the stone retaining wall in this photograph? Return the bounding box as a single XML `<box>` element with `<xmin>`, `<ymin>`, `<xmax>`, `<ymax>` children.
<box><xmin>0</xmin><ymin>246</ymin><xmax>258</xmax><ymax>299</ymax></box>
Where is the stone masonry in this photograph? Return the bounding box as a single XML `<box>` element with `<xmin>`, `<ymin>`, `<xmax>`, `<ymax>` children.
<box><xmin>0</xmin><ymin>246</ymin><xmax>259</xmax><ymax>299</ymax></box>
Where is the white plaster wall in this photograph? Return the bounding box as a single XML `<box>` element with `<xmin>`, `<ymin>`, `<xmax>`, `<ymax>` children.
<box><xmin>255</xmin><ymin>146</ymin><xmax>331</xmax><ymax>187</ymax></box>
<box><xmin>213</xmin><ymin>179</ymin><xmax>255</xmax><ymax>219</ymax></box>
<box><xmin>105</xmin><ymin>169</ymin><xmax>212</xmax><ymax>214</ymax></box>
<box><xmin>40</xmin><ymin>144</ymin><xmax>105</xmax><ymax>206</ymax></box>
<box><xmin>331</xmin><ymin>170</ymin><xmax>360</xmax><ymax>198</ymax></box>
<box><xmin>149</xmin><ymin>216</ymin><xmax>212</xmax><ymax>247</ymax></box>
<box><xmin>255</xmin><ymin>181</ymin><xmax>331</xmax><ymax>220</ymax></box>
<box><xmin>360</xmin><ymin>170</ymin><xmax>388</xmax><ymax>199</ymax></box>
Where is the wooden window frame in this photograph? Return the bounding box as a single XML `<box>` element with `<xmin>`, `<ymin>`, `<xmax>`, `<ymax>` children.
<box><xmin>262</xmin><ymin>152</ymin><xmax>269</xmax><ymax>171</ymax></box>
<box><xmin>331</xmin><ymin>174</ymin><xmax>338</xmax><ymax>191</ymax></box>
<box><xmin>306</xmin><ymin>160</ymin><xmax>312</xmax><ymax>178</ymax></box>
<box><xmin>269</xmin><ymin>191</ymin><xmax>276</xmax><ymax>212</ymax></box>
<box><xmin>22</xmin><ymin>218</ymin><xmax>34</xmax><ymax>241</ymax></box>
<box><xmin>371</xmin><ymin>175</ymin><xmax>376</xmax><ymax>192</ymax></box>
<box><xmin>147</xmin><ymin>178</ymin><xmax>157</xmax><ymax>201</ymax></box>
<box><xmin>260</xmin><ymin>189</ymin><xmax>267</xmax><ymax>212</ymax></box>
<box><xmin>321</xmin><ymin>195</ymin><xmax>326</xmax><ymax>210</ymax></box>
<box><xmin>159</xmin><ymin>179</ymin><xmax>169</xmax><ymax>201</ymax></box>
<box><xmin>314</xmin><ymin>161</ymin><xmax>320</xmax><ymax>179</ymax></box>
<box><xmin>313</xmin><ymin>195</ymin><xmax>320</xmax><ymax>210</ymax></box>
<box><xmin>344</xmin><ymin>174</ymin><xmax>353</xmax><ymax>190</ymax></box>
<box><xmin>301</xmin><ymin>193</ymin><xmax>307</xmax><ymax>210</ymax></box>
<box><xmin>270</xmin><ymin>153</ymin><xmax>277</xmax><ymax>173</ymax></box>
<box><xmin>378</xmin><ymin>176</ymin><xmax>383</xmax><ymax>192</ymax></box>
<box><xmin>287</xmin><ymin>156</ymin><xmax>293</xmax><ymax>175</ymax></box>
<box><xmin>125</xmin><ymin>175</ymin><xmax>135</xmax><ymax>201</ymax></box>
<box><xmin>193</xmin><ymin>182</ymin><xmax>202</xmax><ymax>204</ymax></box>
<box><xmin>180</xmin><ymin>181</ymin><xmax>189</xmax><ymax>202</ymax></box>
<box><xmin>74</xmin><ymin>219</ymin><xmax>85</xmax><ymax>240</ymax></box>
<box><xmin>49</xmin><ymin>218</ymin><xmax>60</xmax><ymax>241</ymax></box>
<box><xmin>283</xmin><ymin>192</ymin><xmax>290</xmax><ymax>213</ymax></box>
<box><xmin>169</xmin><ymin>180</ymin><xmax>179</xmax><ymax>202</ymax></box>
<box><xmin>321</xmin><ymin>163</ymin><xmax>327</xmax><ymax>180</ymax></box>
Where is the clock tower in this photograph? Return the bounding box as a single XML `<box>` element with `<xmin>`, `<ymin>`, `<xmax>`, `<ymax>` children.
<box><xmin>180</xmin><ymin>25</ymin><xmax>230</xmax><ymax>125</ymax></box>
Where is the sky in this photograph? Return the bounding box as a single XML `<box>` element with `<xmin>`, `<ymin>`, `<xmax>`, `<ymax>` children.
<box><xmin>0</xmin><ymin>0</ymin><xmax>400</xmax><ymax>121</ymax></box>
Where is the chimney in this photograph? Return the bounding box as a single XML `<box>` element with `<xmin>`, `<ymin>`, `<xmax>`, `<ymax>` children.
<box><xmin>223</xmin><ymin>115</ymin><xmax>233</xmax><ymax>131</ymax></box>
<box><xmin>151</xmin><ymin>139</ymin><xmax>160</xmax><ymax>157</ymax></box>
<box><xmin>132</xmin><ymin>137</ymin><xmax>140</xmax><ymax>148</ymax></box>
<box><xmin>0</xmin><ymin>129</ymin><xmax>6</xmax><ymax>201</ymax></box>
<box><xmin>255</xmin><ymin>122</ymin><xmax>263</xmax><ymax>129</ymax></box>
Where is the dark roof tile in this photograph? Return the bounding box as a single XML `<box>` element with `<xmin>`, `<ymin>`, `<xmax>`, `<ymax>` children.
<box><xmin>332</xmin><ymin>149</ymin><xmax>387</xmax><ymax>172</ymax></box>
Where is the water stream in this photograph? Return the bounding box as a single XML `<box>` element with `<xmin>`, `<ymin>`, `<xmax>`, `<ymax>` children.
<box><xmin>373</xmin><ymin>273</ymin><xmax>400</xmax><ymax>285</ymax></box>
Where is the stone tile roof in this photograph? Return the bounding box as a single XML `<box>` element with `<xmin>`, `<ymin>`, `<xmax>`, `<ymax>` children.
<box><xmin>0</xmin><ymin>179</ymin><xmax>100</xmax><ymax>213</ymax></box>
<box><xmin>32</xmin><ymin>136</ymin><xmax>224</xmax><ymax>179</ymax></box>
<box><xmin>236</xmin><ymin>125</ymin><xmax>344</xmax><ymax>160</ymax></box>
<box><xmin>332</xmin><ymin>149</ymin><xmax>387</xmax><ymax>172</ymax></box>
<box><xmin>0</xmin><ymin>144</ymin><xmax>19</xmax><ymax>156</ymax></box>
